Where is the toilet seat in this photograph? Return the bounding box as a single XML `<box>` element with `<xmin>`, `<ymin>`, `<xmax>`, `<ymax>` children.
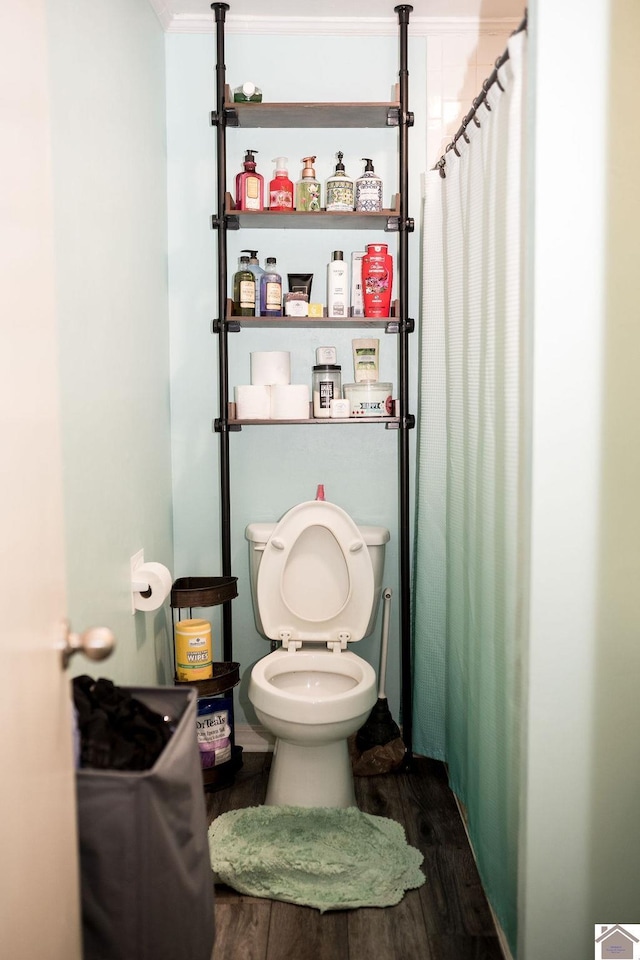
<box><xmin>256</xmin><ymin>500</ymin><xmax>375</xmax><ymax>646</ymax></box>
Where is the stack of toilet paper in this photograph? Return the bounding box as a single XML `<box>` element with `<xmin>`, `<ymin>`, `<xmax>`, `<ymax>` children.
<box><xmin>235</xmin><ymin>352</ymin><xmax>310</xmax><ymax>420</ymax></box>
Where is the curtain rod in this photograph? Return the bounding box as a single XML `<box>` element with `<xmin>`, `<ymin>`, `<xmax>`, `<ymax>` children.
<box><xmin>434</xmin><ymin>9</ymin><xmax>527</xmax><ymax>177</ymax></box>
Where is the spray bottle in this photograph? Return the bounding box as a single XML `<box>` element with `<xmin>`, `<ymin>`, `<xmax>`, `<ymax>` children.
<box><xmin>235</xmin><ymin>149</ymin><xmax>264</xmax><ymax>211</ymax></box>
<box><xmin>269</xmin><ymin>157</ymin><xmax>294</xmax><ymax>211</ymax></box>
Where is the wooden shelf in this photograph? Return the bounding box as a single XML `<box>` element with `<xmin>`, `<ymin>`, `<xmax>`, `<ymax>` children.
<box><xmin>221</xmin><ymin>299</ymin><xmax>400</xmax><ymax>331</ymax></box>
<box><xmin>224</xmin><ymin>86</ymin><xmax>401</xmax><ymax>129</ymax></box>
<box><xmin>227</xmin><ymin>317</ymin><xmax>399</xmax><ymax>330</ymax></box>
<box><xmin>224</xmin><ymin>193</ymin><xmax>400</xmax><ymax>231</ymax></box>
<box><xmin>224</xmin><ymin>401</ymin><xmax>399</xmax><ymax>428</ymax></box>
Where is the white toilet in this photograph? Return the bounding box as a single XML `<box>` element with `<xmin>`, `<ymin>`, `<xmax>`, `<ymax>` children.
<box><xmin>246</xmin><ymin>498</ymin><xmax>389</xmax><ymax>808</ymax></box>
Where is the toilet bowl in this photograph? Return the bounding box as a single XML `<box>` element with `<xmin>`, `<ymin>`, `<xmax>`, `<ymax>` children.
<box><xmin>246</xmin><ymin>499</ymin><xmax>389</xmax><ymax>808</ymax></box>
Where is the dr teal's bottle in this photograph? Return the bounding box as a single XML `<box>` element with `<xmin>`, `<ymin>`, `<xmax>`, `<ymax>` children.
<box><xmin>235</xmin><ymin>149</ymin><xmax>264</xmax><ymax>211</ymax></box>
<box><xmin>260</xmin><ymin>257</ymin><xmax>283</xmax><ymax>317</ymax></box>
<box><xmin>242</xmin><ymin>249</ymin><xmax>265</xmax><ymax>316</ymax></box>
<box><xmin>232</xmin><ymin>255</ymin><xmax>256</xmax><ymax>316</ymax></box>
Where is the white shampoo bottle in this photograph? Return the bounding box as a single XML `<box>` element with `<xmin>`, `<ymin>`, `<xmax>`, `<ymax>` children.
<box><xmin>327</xmin><ymin>250</ymin><xmax>349</xmax><ymax>318</ymax></box>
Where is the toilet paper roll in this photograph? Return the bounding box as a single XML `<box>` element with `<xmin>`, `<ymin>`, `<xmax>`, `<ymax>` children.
<box><xmin>250</xmin><ymin>351</ymin><xmax>291</xmax><ymax>386</ymax></box>
<box><xmin>270</xmin><ymin>383</ymin><xmax>310</xmax><ymax>420</ymax></box>
<box><xmin>133</xmin><ymin>562</ymin><xmax>172</xmax><ymax>612</ymax></box>
<box><xmin>235</xmin><ymin>384</ymin><xmax>271</xmax><ymax>419</ymax></box>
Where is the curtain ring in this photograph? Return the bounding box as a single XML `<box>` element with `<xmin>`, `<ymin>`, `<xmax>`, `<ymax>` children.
<box><xmin>482</xmin><ymin>80</ymin><xmax>493</xmax><ymax>109</ymax></box>
<box><xmin>494</xmin><ymin>61</ymin><xmax>505</xmax><ymax>92</ymax></box>
<box><xmin>472</xmin><ymin>97</ymin><xmax>483</xmax><ymax>124</ymax></box>
<box><xmin>460</xmin><ymin>118</ymin><xmax>470</xmax><ymax>143</ymax></box>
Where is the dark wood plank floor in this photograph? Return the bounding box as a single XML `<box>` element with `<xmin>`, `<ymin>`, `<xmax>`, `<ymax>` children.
<box><xmin>205</xmin><ymin>752</ymin><xmax>504</xmax><ymax>960</ymax></box>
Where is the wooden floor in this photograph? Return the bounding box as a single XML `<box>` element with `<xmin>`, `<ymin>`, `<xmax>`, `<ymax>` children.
<box><xmin>205</xmin><ymin>752</ymin><xmax>504</xmax><ymax>960</ymax></box>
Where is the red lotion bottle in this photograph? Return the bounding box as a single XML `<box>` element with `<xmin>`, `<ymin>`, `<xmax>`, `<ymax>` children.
<box><xmin>362</xmin><ymin>243</ymin><xmax>393</xmax><ymax>318</ymax></box>
<box><xmin>235</xmin><ymin>148</ymin><xmax>264</xmax><ymax>211</ymax></box>
<box><xmin>269</xmin><ymin>157</ymin><xmax>294</xmax><ymax>210</ymax></box>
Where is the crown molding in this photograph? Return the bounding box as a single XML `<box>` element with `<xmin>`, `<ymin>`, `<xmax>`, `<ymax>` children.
<box><xmin>162</xmin><ymin>13</ymin><xmax>520</xmax><ymax>37</ymax></box>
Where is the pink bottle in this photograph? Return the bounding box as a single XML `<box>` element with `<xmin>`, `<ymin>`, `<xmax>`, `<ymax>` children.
<box><xmin>362</xmin><ymin>243</ymin><xmax>393</xmax><ymax>318</ymax></box>
<box><xmin>235</xmin><ymin>148</ymin><xmax>264</xmax><ymax>211</ymax></box>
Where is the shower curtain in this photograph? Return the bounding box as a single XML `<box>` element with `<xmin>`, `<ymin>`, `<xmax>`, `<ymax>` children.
<box><xmin>412</xmin><ymin>29</ymin><xmax>527</xmax><ymax>953</ymax></box>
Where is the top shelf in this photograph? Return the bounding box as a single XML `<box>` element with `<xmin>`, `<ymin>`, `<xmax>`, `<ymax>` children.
<box><xmin>223</xmin><ymin>85</ymin><xmax>401</xmax><ymax>129</ymax></box>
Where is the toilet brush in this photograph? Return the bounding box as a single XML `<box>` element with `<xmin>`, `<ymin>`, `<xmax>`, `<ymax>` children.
<box><xmin>355</xmin><ymin>587</ymin><xmax>405</xmax><ymax>757</ymax></box>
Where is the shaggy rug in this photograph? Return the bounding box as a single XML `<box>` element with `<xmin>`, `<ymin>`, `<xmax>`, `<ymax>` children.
<box><xmin>208</xmin><ymin>804</ymin><xmax>425</xmax><ymax>912</ymax></box>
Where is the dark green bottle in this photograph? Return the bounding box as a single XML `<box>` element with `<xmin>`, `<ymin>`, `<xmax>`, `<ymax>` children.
<box><xmin>232</xmin><ymin>255</ymin><xmax>256</xmax><ymax>316</ymax></box>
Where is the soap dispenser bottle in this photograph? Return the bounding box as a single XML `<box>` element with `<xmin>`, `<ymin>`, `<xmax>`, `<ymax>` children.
<box><xmin>260</xmin><ymin>257</ymin><xmax>283</xmax><ymax>316</ymax></box>
<box><xmin>269</xmin><ymin>157</ymin><xmax>294</xmax><ymax>211</ymax></box>
<box><xmin>232</xmin><ymin>255</ymin><xmax>256</xmax><ymax>317</ymax></box>
<box><xmin>295</xmin><ymin>157</ymin><xmax>321</xmax><ymax>212</ymax></box>
<box><xmin>235</xmin><ymin>149</ymin><xmax>264</xmax><ymax>211</ymax></box>
<box><xmin>325</xmin><ymin>151</ymin><xmax>354</xmax><ymax>212</ymax></box>
<box><xmin>242</xmin><ymin>249</ymin><xmax>265</xmax><ymax>316</ymax></box>
<box><xmin>354</xmin><ymin>158</ymin><xmax>383</xmax><ymax>212</ymax></box>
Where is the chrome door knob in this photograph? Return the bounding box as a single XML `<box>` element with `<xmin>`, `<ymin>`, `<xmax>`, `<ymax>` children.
<box><xmin>60</xmin><ymin>622</ymin><xmax>116</xmax><ymax>669</ymax></box>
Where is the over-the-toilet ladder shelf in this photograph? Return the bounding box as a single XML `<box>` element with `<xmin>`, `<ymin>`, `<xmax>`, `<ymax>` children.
<box><xmin>209</xmin><ymin>2</ymin><xmax>414</xmax><ymax>760</ymax></box>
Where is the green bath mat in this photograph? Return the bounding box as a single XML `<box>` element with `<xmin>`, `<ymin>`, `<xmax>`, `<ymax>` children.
<box><xmin>208</xmin><ymin>805</ymin><xmax>425</xmax><ymax>912</ymax></box>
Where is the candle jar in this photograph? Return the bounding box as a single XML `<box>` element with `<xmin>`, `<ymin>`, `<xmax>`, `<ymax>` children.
<box><xmin>312</xmin><ymin>364</ymin><xmax>342</xmax><ymax>418</ymax></box>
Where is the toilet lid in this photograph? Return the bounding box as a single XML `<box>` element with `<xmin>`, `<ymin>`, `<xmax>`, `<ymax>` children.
<box><xmin>256</xmin><ymin>500</ymin><xmax>375</xmax><ymax>644</ymax></box>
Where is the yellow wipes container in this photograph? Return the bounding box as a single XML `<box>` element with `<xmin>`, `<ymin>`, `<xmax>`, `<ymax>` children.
<box><xmin>175</xmin><ymin>618</ymin><xmax>213</xmax><ymax>682</ymax></box>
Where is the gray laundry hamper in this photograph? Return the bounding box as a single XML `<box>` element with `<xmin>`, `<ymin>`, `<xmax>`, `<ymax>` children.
<box><xmin>75</xmin><ymin>685</ymin><xmax>214</xmax><ymax>960</ymax></box>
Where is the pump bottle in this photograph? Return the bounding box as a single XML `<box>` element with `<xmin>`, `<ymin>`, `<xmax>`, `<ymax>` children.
<box><xmin>235</xmin><ymin>149</ymin><xmax>264</xmax><ymax>211</ymax></box>
<box><xmin>269</xmin><ymin>157</ymin><xmax>294</xmax><ymax>211</ymax></box>
<box><xmin>325</xmin><ymin>151</ymin><xmax>354</xmax><ymax>212</ymax></box>
<box><xmin>260</xmin><ymin>257</ymin><xmax>283</xmax><ymax>316</ymax></box>
<box><xmin>295</xmin><ymin>157</ymin><xmax>321</xmax><ymax>212</ymax></box>
<box><xmin>242</xmin><ymin>249</ymin><xmax>265</xmax><ymax>316</ymax></box>
<box><xmin>354</xmin><ymin>158</ymin><xmax>383</xmax><ymax>212</ymax></box>
<box><xmin>327</xmin><ymin>251</ymin><xmax>349</xmax><ymax>318</ymax></box>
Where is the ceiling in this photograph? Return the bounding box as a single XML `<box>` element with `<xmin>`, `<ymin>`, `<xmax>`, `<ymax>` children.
<box><xmin>150</xmin><ymin>0</ymin><xmax>524</xmax><ymax>31</ymax></box>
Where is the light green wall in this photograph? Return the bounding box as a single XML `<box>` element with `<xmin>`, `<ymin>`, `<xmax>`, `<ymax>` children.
<box><xmin>166</xmin><ymin>31</ymin><xmax>425</xmax><ymax>725</ymax></box>
<box><xmin>48</xmin><ymin>0</ymin><xmax>173</xmax><ymax>684</ymax></box>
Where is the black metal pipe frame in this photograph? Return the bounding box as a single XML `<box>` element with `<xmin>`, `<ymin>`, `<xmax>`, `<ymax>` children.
<box><xmin>435</xmin><ymin>10</ymin><xmax>528</xmax><ymax>176</ymax></box>
<box><xmin>395</xmin><ymin>4</ymin><xmax>414</xmax><ymax>765</ymax></box>
<box><xmin>212</xmin><ymin>2</ymin><xmax>233</xmax><ymax>661</ymax></box>
<box><xmin>211</xmin><ymin>4</ymin><xmax>415</xmax><ymax>707</ymax></box>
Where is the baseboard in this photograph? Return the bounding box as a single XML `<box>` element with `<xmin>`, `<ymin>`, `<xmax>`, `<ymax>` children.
<box><xmin>452</xmin><ymin>792</ymin><xmax>513</xmax><ymax>960</ymax></box>
<box><xmin>234</xmin><ymin>723</ymin><xmax>275</xmax><ymax>753</ymax></box>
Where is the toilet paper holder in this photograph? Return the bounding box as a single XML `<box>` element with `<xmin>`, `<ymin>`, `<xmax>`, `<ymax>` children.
<box><xmin>130</xmin><ymin>549</ymin><xmax>173</xmax><ymax>614</ymax></box>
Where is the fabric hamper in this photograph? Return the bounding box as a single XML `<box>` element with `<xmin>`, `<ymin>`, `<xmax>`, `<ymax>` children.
<box><xmin>75</xmin><ymin>686</ymin><xmax>214</xmax><ymax>960</ymax></box>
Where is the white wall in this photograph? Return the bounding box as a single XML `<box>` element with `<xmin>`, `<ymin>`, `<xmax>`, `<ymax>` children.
<box><xmin>520</xmin><ymin>1</ymin><xmax>640</xmax><ymax>956</ymax></box>
<box><xmin>47</xmin><ymin>0</ymin><xmax>174</xmax><ymax>684</ymax></box>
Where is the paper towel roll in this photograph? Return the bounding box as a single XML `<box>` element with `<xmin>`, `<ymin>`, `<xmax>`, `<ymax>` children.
<box><xmin>270</xmin><ymin>384</ymin><xmax>310</xmax><ymax>420</ymax></box>
<box><xmin>235</xmin><ymin>384</ymin><xmax>271</xmax><ymax>419</ymax></box>
<box><xmin>251</xmin><ymin>351</ymin><xmax>291</xmax><ymax>386</ymax></box>
<box><xmin>133</xmin><ymin>562</ymin><xmax>172</xmax><ymax>612</ymax></box>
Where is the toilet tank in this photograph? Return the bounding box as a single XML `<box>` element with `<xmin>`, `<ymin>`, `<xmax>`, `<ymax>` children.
<box><xmin>245</xmin><ymin>521</ymin><xmax>390</xmax><ymax>640</ymax></box>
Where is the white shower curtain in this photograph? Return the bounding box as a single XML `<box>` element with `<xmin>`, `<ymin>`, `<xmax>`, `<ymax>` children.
<box><xmin>412</xmin><ymin>30</ymin><xmax>527</xmax><ymax>953</ymax></box>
